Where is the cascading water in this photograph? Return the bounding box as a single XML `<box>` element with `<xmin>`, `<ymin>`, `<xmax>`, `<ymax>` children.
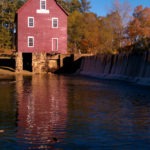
<box><xmin>79</xmin><ymin>51</ymin><xmax>150</xmax><ymax>85</ymax></box>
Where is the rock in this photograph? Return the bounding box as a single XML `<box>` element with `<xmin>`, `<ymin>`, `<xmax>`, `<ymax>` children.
<box><xmin>0</xmin><ymin>130</ymin><xmax>4</xmax><ymax>133</ymax></box>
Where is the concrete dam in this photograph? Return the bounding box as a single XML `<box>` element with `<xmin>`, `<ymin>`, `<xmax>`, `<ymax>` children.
<box><xmin>78</xmin><ymin>51</ymin><xmax>150</xmax><ymax>86</ymax></box>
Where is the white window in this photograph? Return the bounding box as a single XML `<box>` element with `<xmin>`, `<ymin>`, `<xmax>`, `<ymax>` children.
<box><xmin>28</xmin><ymin>36</ymin><xmax>34</xmax><ymax>47</ymax></box>
<box><xmin>36</xmin><ymin>0</ymin><xmax>49</xmax><ymax>14</ymax></box>
<box><xmin>28</xmin><ymin>17</ymin><xmax>34</xmax><ymax>27</ymax></box>
<box><xmin>40</xmin><ymin>0</ymin><xmax>46</xmax><ymax>10</ymax></box>
<box><xmin>52</xmin><ymin>18</ymin><xmax>58</xmax><ymax>28</ymax></box>
<box><xmin>52</xmin><ymin>38</ymin><xmax>58</xmax><ymax>51</ymax></box>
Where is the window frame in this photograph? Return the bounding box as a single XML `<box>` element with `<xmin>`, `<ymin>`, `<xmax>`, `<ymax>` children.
<box><xmin>28</xmin><ymin>17</ymin><xmax>34</xmax><ymax>28</ymax></box>
<box><xmin>52</xmin><ymin>18</ymin><xmax>58</xmax><ymax>28</ymax></box>
<box><xmin>28</xmin><ymin>36</ymin><xmax>34</xmax><ymax>47</ymax></box>
<box><xmin>36</xmin><ymin>0</ymin><xmax>49</xmax><ymax>14</ymax></box>
<box><xmin>40</xmin><ymin>0</ymin><xmax>46</xmax><ymax>10</ymax></box>
<box><xmin>52</xmin><ymin>38</ymin><xmax>58</xmax><ymax>51</ymax></box>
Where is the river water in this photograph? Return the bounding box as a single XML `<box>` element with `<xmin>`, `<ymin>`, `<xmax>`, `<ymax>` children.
<box><xmin>0</xmin><ymin>74</ymin><xmax>150</xmax><ymax>149</ymax></box>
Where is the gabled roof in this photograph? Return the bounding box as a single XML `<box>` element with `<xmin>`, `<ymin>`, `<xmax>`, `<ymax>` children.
<box><xmin>17</xmin><ymin>0</ymin><xmax>32</xmax><ymax>13</ymax></box>
<box><xmin>55</xmin><ymin>0</ymin><xmax>69</xmax><ymax>16</ymax></box>
<box><xmin>17</xmin><ymin>0</ymin><xmax>68</xmax><ymax>15</ymax></box>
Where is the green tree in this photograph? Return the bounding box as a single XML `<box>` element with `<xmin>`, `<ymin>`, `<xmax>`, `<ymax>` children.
<box><xmin>68</xmin><ymin>11</ymin><xmax>84</xmax><ymax>53</ymax></box>
<box><xmin>80</xmin><ymin>0</ymin><xmax>91</xmax><ymax>13</ymax></box>
<box><xmin>68</xmin><ymin>0</ymin><xmax>81</xmax><ymax>13</ymax></box>
<box><xmin>56</xmin><ymin>0</ymin><xmax>70</xmax><ymax>12</ymax></box>
<box><xmin>63</xmin><ymin>0</ymin><xmax>91</xmax><ymax>13</ymax></box>
<box><xmin>0</xmin><ymin>0</ymin><xmax>26</xmax><ymax>50</ymax></box>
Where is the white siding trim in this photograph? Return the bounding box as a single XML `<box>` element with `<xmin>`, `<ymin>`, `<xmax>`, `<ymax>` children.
<box><xmin>36</xmin><ymin>9</ymin><xmax>49</xmax><ymax>14</ymax></box>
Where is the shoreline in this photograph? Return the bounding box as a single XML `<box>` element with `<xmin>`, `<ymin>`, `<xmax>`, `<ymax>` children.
<box><xmin>0</xmin><ymin>68</ymin><xmax>54</xmax><ymax>77</ymax></box>
<box><xmin>0</xmin><ymin>68</ymin><xmax>32</xmax><ymax>76</ymax></box>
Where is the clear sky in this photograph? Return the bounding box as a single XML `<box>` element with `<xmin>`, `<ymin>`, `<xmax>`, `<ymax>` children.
<box><xmin>90</xmin><ymin>0</ymin><xmax>150</xmax><ymax>16</ymax></box>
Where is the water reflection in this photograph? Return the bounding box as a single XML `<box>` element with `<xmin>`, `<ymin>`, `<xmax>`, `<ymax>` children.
<box><xmin>16</xmin><ymin>74</ymin><xmax>67</xmax><ymax>149</ymax></box>
<box><xmin>0</xmin><ymin>75</ymin><xmax>150</xmax><ymax>149</ymax></box>
<box><xmin>0</xmin><ymin>77</ymin><xmax>17</xmax><ymax>149</ymax></box>
<box><xmin>65</xmin><ymin>79</ymin><xmax>150</xmax><ymax>149</ymax></box>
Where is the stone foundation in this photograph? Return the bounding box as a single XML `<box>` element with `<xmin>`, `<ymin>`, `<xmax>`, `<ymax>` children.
<box><xmin>32</xmin><ymin>53</ymin><xmax>48</xmax><ymax>73</ymax></box>
<box><xmin>16</xmin><ymin>52</ymin><xmax>23</xmax><ymax>73</ymax></box>
<box><xmin>47</xmin><ymin>54</ymin><xmax>60</xmax><ymax>72</ymax></box>
<box><xmin>16</xmin><ymin>52</ymin><xmax>48</xmax><ymax>73</ymax></box>
<box><xmin>15</xmin><ymin>53</ymin><xmax>88</xmax><ymax>73</ymax></box>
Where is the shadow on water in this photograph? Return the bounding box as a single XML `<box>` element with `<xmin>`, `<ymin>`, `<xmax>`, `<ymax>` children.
<box><xmin>0</xmin><ymin>74</ymin><xmax>150</xmax><ymax>149</ymax></box>
<box><xmin>55</xmin><ymin>55</ymin><xmax>83</xmax><ymax>74</ymax></box>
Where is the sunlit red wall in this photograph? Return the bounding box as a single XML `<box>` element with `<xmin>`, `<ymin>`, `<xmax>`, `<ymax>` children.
<box><xmin>17</xmin><ymin>0</ymin><xmax>67</xmax><ymax>54</ymax></box>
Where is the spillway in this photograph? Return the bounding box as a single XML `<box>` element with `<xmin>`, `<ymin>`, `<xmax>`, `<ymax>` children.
<box><xmin>78</xmin><ymin>51</ymin><xmax>150</xmax><ymax>85</ymax></box>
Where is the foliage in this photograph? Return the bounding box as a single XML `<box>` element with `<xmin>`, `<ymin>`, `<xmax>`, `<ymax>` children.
<box><xmin>68</xmin><ymin>11</ymin><xmax>84</xmax><ymax>53</ymax></box>
<box><xmin>80</xmin><ymin>0</ymin><xmax>91</xmax><ymax>13</ymax></box>
<box><xmin>1</xmin><ymin>0</ymin><xmax>150</xmax><ymax>54</ymax></box>
<box><xmin>56</xmin><ymin>0</ymin><xmax>91</xmax><ymax>13</ymax></box>
<box><xmin>68</xmin><ymin>6</ymin><xmax>125</xmax><ymax>53</ymax></box>
<box><xmin>68</xmin><ymin>0</ymin><xmax>150</xmax><ymax>54</ymax></box>
<box><xmin>128</xmin><ymin>6</ymin><xmax>150</xmax><ymax>42</ymax></box>
<box><xmin>0</xmin><ymin>0</ymin><xmax>26</xmax><ymax>50</ymax></box>
<box><xmin>80</xmin><ymin>13</ymin><xmax>100</xmax><ymax>54</ymax></box>
<box><xmin>99</xmin><ymin>11</ymin><xmax>123</xmax><ymax>53</ymax></box>
<box><xmin>111</xmin><ymin>0</ymin><xmax>131</xmax><ymax>26</ymax></box>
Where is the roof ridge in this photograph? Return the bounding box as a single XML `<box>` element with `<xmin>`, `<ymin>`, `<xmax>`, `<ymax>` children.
<box><xmin>55</xmin><ymin>0</ymin><xmax>69</xmax><ymax>16</ymax></box>
<box><xmin>17</xmin><ymin>0</ymin><xmax>68</xmax><ymax>15</ymax></box>
<box><xmin>17</xmin><ymin>0</ymin><xmax>32</xmax><ymax>13</ymax></box>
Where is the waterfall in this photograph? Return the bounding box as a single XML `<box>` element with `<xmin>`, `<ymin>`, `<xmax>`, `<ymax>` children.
<box><xmin>79</xmin><ymin>52</ymin><xmax>150</xmax><ymax>85</ymax></box>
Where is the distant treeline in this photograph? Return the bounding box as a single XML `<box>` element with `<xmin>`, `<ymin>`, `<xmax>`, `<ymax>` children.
<box><xmin>1</xmin><ymin>0</ymin><xmax>150</xmax><ymax>54</ymax></box>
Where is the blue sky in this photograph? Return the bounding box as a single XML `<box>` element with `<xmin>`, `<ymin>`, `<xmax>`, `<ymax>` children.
<box><xmin>90</xmin><ymin>0</ymin><xmax>150</xmax><ymax>16</ymax></box>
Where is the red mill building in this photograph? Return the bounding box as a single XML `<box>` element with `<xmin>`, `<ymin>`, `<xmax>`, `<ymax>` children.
<box><xmin>16</xmin><ymin>0</ymin><xmax>68</xmax><ymax>73</ymax></box>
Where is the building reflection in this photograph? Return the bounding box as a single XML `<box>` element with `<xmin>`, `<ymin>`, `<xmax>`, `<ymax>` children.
<box><xmin>16</xmin><ymin>74</ymin><xmax>67</xmax><ymax>148</ymax></box>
